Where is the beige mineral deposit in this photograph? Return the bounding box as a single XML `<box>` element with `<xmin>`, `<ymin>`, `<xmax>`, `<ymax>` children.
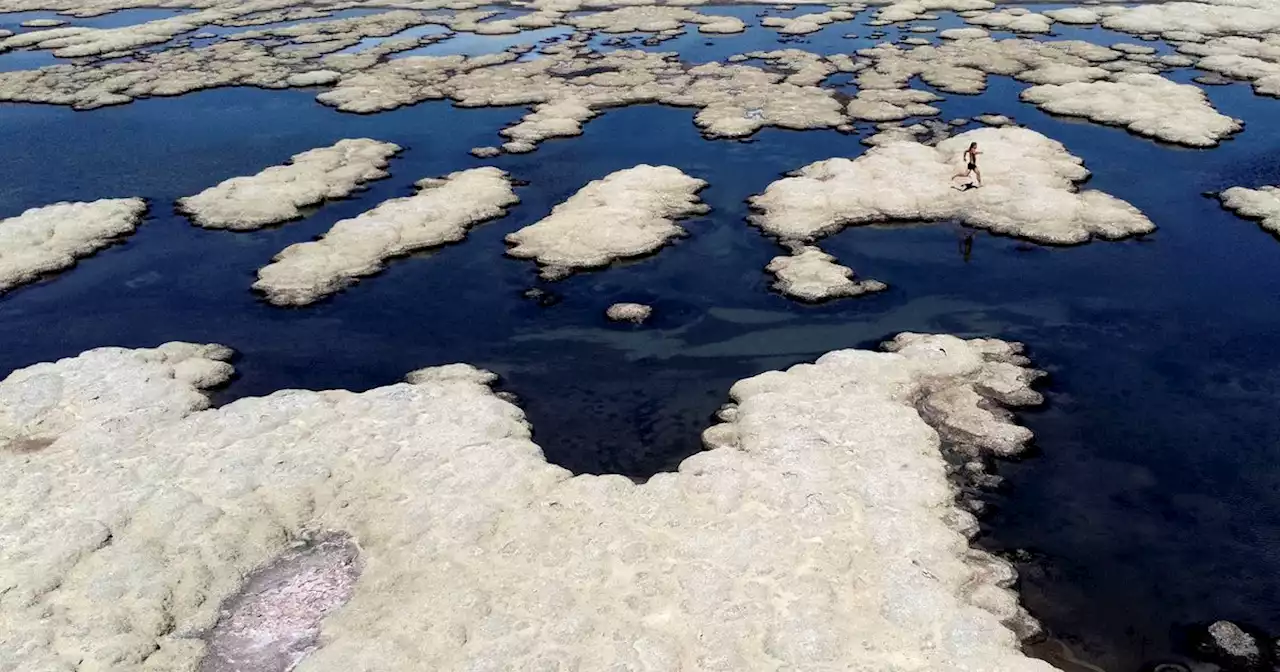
<box><xmin>0</xmin><ymin>198</ymin><xmax>147</xmax><ymax>293</ymax></box>
<box><xmin>750</xmin><ymin>126</ymin><xmax>1155</xmax><ymax>245</ymax></box>
<box><xmin>505</xmin><ymin>164</ymin><xmax>708</xmax><ymax>278</ymax></box>
<box><xmin>254</xmin><ymin>167</ymin><xmax>518</xmax><ymax>305</ymax></box>
<box><xmin>0</xmin><ymin>332</ymin><xmax>1059</xmax><ymax>672</ymax></box>
<box><xmin>766</xmin><ymin>244</ymin><xmax>888</xmax><ymax>301</ymax></box>
<box><xmin>1020</xmin><ymin>73</ymin><xmax>1242</xmax><ymax>147</ymax></box>
<box><xmin>605</xmin><ymin>302</ymin><xmax>653</xmax><ymax>322</ymax></box>
<box><xmin>177</xmin><ymin>139</ymin><xmax>401</xmax><ymax>230</ymax></box>
<box><xmin>1220</xmin><ymin>185</ymin><xmax>1280</xmax><ymax>235</ymax></box>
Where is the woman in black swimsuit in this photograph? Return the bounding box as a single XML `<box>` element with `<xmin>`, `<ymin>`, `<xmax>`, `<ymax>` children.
<box><xmin>952</xmin><ymin>142</ymin><xmax>982</xmax><ymax>187</ymax></box>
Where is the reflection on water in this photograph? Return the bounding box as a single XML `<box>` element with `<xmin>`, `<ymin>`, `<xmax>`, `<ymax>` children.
<box><xmin>0</xmin><ymin>8</ymin><xmax>1279</xmax><ymax>672</ymax></box>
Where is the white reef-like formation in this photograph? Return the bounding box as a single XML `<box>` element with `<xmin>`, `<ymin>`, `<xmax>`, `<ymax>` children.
<box><xmin>873</xmin><ymin>0</ymin><xmax>996</xmax><ymax>24</ymax></box>
<box><xmin>1043</xmin><ymin>7</ymin><xmax>1100</xmax><ymax>25</ymax></box>
<box><xmin>975</xmin><ymin>113</ymin><xmax>1013</xmax><ymax>126</ymax></box>
<box><xmin>963</xmin><ymin>9</ymin><xmax>1053</xmax><ymax>34</ymax></box>
<box><xmin>0</xmin><ymin>198</ymin><xmax>147</xmax><ymax>294</ymax></box>
<box><xmin>0</xmin><ymin>333</ymin><xmax>1058</xmax><ymax>672</ymax></box>
<box><xmin>567</xmin><ymin>6</ymin><xmax>746</xmax><ymax>34</ymax></box>
<box><xmin>1219</xmin><ymin>184</ymin><xmax>1280</xmax><ymax>235</ymax></box>
<box><xmin>1102</xmin><ymin>0</ymin><xmax>1280</xmax><ymax>40</ymax></box>
<box><xmin>1180</xmin><ymin>35</ymin><xmax>1280</xmax><ymax>97</ymax></box>
<box><xmin>505</xmin><ymin>165</ymin><xmax>708</xmax><ymax>279</ymax></box>
<box><xmin>750</xmin><ymin>126</ymin><xmax>1155</xmax><ymax>245</ymax></box>
<box><xmin>766</xmin><ymin>244</ymin><xmax>887</xmax><ymax>302</ymax></box>
<box><xmin>939</xmin><ymin>27</ymin><xmax>990</xmax><ymax>40</ymax></box>
<box><xmin>0</xmin><ymin>8</ymin><xmax>222</xmax><ymax>58</ymax></box>
<box><xmin>853</xmin><ymin>38</ymin><xmax>1126</xmax><ymax>96</ymax></box>
<box><xmin>605</xmin><ymin>301</ymin><xmax>653</xmax><ymax>322</ymax></box>
<box><xmin>846</xmin><ymin>88</ymin><xmax>942</xmax><ymax>121</ymax></box>
<box><xmin>1020</xmin><ymin>73</ymin><xmax>1242</xmax><ymax>147</ymax></box>
<box><xmin>761</xmin><ymin>7</ymin><xmax>858</xmax><ymax>35</ymax></box>
<box><xmin>177</xmin><ymin>139</ymin><xmax>401</xmax><ymax>230</ymax></box>
<box><xmin>254</xmin><ymin>167</ymin><xmax>517</xmax><ymax>306</ymax></box>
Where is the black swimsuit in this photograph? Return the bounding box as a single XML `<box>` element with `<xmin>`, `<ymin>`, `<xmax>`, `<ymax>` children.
<box><xmin>965</xmin><ymin>151</ymin><xmax>977</xmax><ymax>171</ymax></box>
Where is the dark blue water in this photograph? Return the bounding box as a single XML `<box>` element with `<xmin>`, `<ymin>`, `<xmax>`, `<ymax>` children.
<box><xmin>2</xmin><ymin>7</ymin><xmax>1280</xmax><ymax>672</ymax></box>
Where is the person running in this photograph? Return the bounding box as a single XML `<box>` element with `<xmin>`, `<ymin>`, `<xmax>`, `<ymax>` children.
<box><xmin>952</xmin><ymin>142</ymin><xmax>983</xmax><ymax>187</ymax></box>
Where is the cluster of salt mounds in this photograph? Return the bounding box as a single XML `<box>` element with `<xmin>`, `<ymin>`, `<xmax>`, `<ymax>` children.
<box><xmin>177</xmin><ymin>139</ymin><xmax>401</xmax><ymax>230</ymax></box>
<box><xmin>0</xmin><ymin>333</ymin><xmax>1058</xmax><ymax>671</ymax></box>
<box><xmin>1219</xmin><ymin>184</ymin><xmax>1280</xmax><ymax>235</ymax></box>
<box><xmin>0</xmin><ymin>198</ymin><xmax>146</xmax><ymax>294</ymax></box>
<box><xmin>254</xmin><ymin>166</ymin><xmax>518</xmax><ymax>306</ymax></box>
<box><xmin>750</xmin><ymin>126</ymin><xmax>1155</xmax><ymax>245</ymax></box>
<box><xmin>505</xmin><ymin>164</ymin><xmax>708</xmax><ymax>279</ymax></box>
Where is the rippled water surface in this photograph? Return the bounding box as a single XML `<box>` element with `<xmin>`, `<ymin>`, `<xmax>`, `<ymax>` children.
<box><xmin>2</xmin><ymin>5</ymin><xmax>1279</xmax><ymax>671</ymax></box>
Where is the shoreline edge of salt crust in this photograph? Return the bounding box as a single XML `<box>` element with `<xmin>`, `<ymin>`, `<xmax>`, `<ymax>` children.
<box><xmin>0</xmin><ymin>198</ymin><xmax>147</xmax><ymax>294</ymax></box>
<box><xmin>0</xmin><ymin>333</ymin><xmax>1060</xmax><ymax>671</ymax></box>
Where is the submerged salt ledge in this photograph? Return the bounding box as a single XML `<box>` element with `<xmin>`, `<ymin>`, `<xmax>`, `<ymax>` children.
<box><xmin>505</xmin><ymin>164</ymin><xmax>708</xmax><ymax>279</ymax></box>
<box><xmin>254</xmin><ymin>166</ymin><xmax>518</xmax><ymax>306</ymax></box>
<box><xmin>178</xmin><ymin>139</ymin><xmax>401</xmax><ymax>230</ymax></box>
<box><xmin>0</xmin><ymin>333</ymin><xmax>1055</xmax><ymax>671</ymax></box>
<box><xmin>0</xmin><ymin>198</ymin><xmax>147</xmax><ymax>294</ymax></box>
<box><xmin>750</xmin><ymin>126</ymin><xmax>1155</xmax><ymax>245</ymax></box>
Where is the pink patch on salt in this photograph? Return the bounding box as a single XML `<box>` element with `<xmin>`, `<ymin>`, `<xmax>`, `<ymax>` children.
<box><xmin>200</xmin><ymin>533</ymin><xmax>361</xmax><ymax>672</ymax></box>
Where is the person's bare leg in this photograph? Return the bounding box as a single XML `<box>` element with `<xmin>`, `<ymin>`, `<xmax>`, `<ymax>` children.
<box><xmin>973</xmin><ymin>167</ymin><xmax>983</xmax><ymax>186</ymax></box>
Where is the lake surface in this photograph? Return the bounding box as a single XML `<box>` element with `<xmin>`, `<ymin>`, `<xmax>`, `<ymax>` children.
<box><xmin>2</xmin><ymin>5</ymin><xmax>1279</xmax><ymax>671</ymax></box>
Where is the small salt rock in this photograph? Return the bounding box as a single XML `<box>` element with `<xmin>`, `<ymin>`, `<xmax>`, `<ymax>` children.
<box><xmin>606</xmin><ymin>302</ymin><xmax>652</xmax><ymax>323</ymax></box>
<box><xmin>1200</xmin><ymin>620</ymin><xmax>1263</xmax><ymax>668</ymax></box>
<box><xmin>522</xmin><ymin>288</ymin><xmax>561</xmax><ymax>306</ymax></box>
<box><xmin>470</xmin><ymin>146</ymin><xmax>501</xmax><ymax>158</ymax></box>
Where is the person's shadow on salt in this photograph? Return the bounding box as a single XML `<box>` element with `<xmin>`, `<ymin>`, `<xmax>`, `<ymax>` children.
<box><xmin>951</xmin><ymin>182</ymin><xmax>980</xmax><ymax>192</ymax></box>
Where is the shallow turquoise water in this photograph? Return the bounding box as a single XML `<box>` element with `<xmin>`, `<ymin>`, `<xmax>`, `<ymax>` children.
<box><xmin>1</xmin><ymin>5</ymin><xmax>1279</xmax><ymax>670</ymax></box>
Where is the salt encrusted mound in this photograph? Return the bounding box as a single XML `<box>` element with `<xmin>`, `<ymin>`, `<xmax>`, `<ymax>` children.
<box><xmin>605</xmin><ymin>302</ymin><xmax>653</xmax><ymax>322</ymax></box>
<box><xmin>567</xmin><ymin>6</ymin><xmax>746</xmax><ymax>34</ymax></box>
<box><xmin>761</xmin><ymin>8</ymin><xmax>857</xmax><ymax>35</ymax></box>
<box><xmin>1102</xmin><ymin>1</ymin><xmax>1280</xmax><ymax>39</ymax></box>
<box><xmin>0</xmin><ymin>198</ymin><xmax>147</xmax><ymax>293</ymax></box>
<box><xmin>750</xmin><ymin>126</ymin><xmax>1155</xmax><ymax>245</ymax></box>
<box><xmin>767</xmin><ymin>244</ymin><xmax>888</xmax><ymax>302</ymax></box>
<box><xmin>1219</xmin><ymin>184</ymin><xmax>1280</xmax><ymax>235</ymax></box>
<box><xmin>975</xmin><ymin>113</ymin><xmax>1014</xmax><ymax>126</ymax></box>
<box><xmin>1020</xmin><ymin>73</ymin><xmax>1242</xmax><ymax>147</ymax></box>
<box><xmin>505</xmin><ymin>165</ymin><xmax>708</xmax><ymax>279</ymax></box>
<box><xmin>1180</xmin><ymin>35</ymin><xmax>1280</xmax><ymax>97</ymax></box>
<box><xmin>1043</xmin><ymin>8</ymin><xmax>1100</xmax><ymax>25</ymax></box>
<box><xmin>178</xmin><ymin>139</ymin><xmax>401</xmax><ymax>230</ymax></box>
<box><xmin>964</xmin><ymin>9</ymin><xmax>1053</xmax><ymax>34</ymax></box>
<box><xmin>846</xmin><ymin>88</ymin><xmax>942</xmax><ymax>122</ymax></box>
<box><xmin>873</xmin><ymin>0</ymin><xmax>997</xmax><ymax>24</ymax></box>
<box><xmin>939</xmin><ymin>27</ymin><xmax>990</xmax><ymax>40</ymax></box>
<box><xmin>0</xmin><ymin>334</ymin><xmax>1059</xmax><ymax>672</ymax></box>
<box><xmin>254</xmin><ymin>167</ymin><xmax>517</xmax><ymax>306</ymax></box>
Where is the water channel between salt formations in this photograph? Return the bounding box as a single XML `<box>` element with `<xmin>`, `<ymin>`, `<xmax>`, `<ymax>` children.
<box><xmin>1</xmin><ymin>0</ymin><xmax>1280</xmax><ymax>670</ymax></box>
